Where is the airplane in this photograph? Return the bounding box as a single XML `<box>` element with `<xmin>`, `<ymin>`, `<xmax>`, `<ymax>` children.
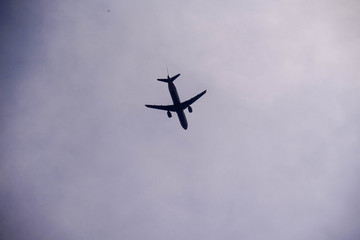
<box><xmin>145</xmin><ymin>73</ymin><xmax>206</xmax><ymax>130</ymax></box>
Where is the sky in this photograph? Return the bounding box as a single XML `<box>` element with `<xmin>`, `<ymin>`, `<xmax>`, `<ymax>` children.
<box><xmin>1</xmin><ymin>0</ymin><xmax>360</xmax><ymax>239</ymax></box>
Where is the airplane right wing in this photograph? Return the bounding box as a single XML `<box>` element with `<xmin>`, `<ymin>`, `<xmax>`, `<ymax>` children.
<box><xmin>181</xmin><ymin>90</ymin><xmax>207</xmax><ymax>109</ymax></box>
<box><xmin>145</xmin><ymin>104</ymin><xmax>177</xmax><ymax>112</ymax></box>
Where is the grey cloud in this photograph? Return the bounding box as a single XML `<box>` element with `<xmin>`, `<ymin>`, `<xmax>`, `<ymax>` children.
<box><xmin>1</xmin><ymin>0</ymin><xmax>360</xmax><ymax>239</ymax></box>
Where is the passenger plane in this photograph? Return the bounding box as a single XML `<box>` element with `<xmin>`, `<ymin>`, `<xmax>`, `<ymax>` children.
<box><xmin>145</xmin><ymin>73</ymin><xmax>206</xmax><ymax>130</ymax></box>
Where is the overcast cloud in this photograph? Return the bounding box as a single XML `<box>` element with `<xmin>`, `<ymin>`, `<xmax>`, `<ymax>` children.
<box><xmin>1</xmin><ymin>0</ymin><xmax>360</xmax><ymax>239</ymax></box>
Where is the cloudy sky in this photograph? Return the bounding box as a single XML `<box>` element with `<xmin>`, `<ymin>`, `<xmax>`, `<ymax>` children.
<box><xmin>1</xmin><ymin>0</ymin><xmax>360</xmax><ymax>239</ymax></box>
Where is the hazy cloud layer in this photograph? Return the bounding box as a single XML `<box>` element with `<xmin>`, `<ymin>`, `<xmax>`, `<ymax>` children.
<box><xmin>1</xmin><ymin>0</ymin><xmax>360</xmax><ymax>239</ymax></box>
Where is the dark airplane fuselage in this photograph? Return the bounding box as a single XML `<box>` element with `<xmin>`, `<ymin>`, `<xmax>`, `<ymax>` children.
<box><xmin>168</xmin><ymin>82</ymin><xmax>188</xmax><ymax>129</ymax></box>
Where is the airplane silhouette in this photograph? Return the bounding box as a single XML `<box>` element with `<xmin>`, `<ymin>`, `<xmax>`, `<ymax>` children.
<box><xmin>145</xmin><ymin>73</ymin><xmax>206</xmax><ymax>130</ymax></box>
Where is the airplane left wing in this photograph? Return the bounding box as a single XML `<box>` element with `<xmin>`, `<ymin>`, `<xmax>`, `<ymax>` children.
<box><xmin>181</xmin><ymin>90</ymin><xmax>207</xmax><ymax>109</ymax></box>
<box><xmin>145</xmin><ymin>104</ymin><xmax>177</xmax><ymax>112</ymax></box>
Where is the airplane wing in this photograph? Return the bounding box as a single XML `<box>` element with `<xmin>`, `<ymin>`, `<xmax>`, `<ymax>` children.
<box><xmin>145</xmin><ymin>104</ymin><xmax>177</xmax><ymax>112</ymax></box>
<box><xmin>181</xmin><ymin>90</ymin><xmax>207</xmax><ymax>109</ymax></box>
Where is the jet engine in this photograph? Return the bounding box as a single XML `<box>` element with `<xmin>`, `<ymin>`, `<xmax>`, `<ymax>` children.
<box><xmin>167</xmin><ymin>111</ymin><xmax>172</xmax><ymax>118</ymax></box>
<box><xmin>188</xmin><ymin>106</ymin><xmax>193</xmax><ymax>113</ymax></box>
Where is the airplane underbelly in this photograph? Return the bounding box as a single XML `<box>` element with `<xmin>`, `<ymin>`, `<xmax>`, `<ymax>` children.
<box><xmin>177</xmin><ymin>111</ymin><xmax>188</xmax><ymax>130</ymax></box>
<box><xmin>169</xmin><ymin>85</ymin><xmax>180</xmax><ymax>105</ymax></box>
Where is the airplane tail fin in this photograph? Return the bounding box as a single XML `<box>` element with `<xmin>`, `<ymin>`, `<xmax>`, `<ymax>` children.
<box><xmin>157</xmin><ymin>73</ymin><xmax>180</xmax><ymax>83</ymax></box>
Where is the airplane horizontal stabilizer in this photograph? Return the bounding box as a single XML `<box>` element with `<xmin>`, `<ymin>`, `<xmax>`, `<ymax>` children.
<box><xmin>157</xmin><ymin>74</ymin><xmax>180</xmax><ymax>83</ymax></box>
